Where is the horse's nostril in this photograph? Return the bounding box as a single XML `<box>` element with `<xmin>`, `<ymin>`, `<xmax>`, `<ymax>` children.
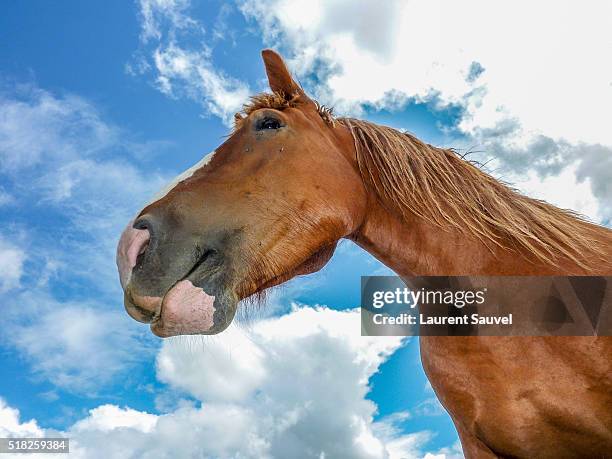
<box><xmin>132</xmin><ymin>217</ymin><xmax>155</xmax><ymax>262</ymax></box>
<box><xmin>120</xmin><ymin>223</ymin><xmax>151</xmax><ymax>275</ymax></box>
<box><xmin>133</xmin><ymin>217</ymin><xmax>151</xmax><ymax>231</ymax></box>
<box><xmin>117</xmin><ymin>220</ymin><xmax>153</xmax><ymax>289</ymax></box>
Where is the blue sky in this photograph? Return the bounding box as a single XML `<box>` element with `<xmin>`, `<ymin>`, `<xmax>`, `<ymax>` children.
<box><xmin>0</xmin><ymin>1</ymin><xmax>610</xmax><ymax>458</ymax></box>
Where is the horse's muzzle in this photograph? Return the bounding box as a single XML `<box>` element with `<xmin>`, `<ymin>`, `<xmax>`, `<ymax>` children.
<box><xmin>116</xmin><ymin>219</ymin><xmax>235</xmax><ymax>337</ymax></box>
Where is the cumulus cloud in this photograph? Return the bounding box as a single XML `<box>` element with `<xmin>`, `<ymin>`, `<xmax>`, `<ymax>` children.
<box><xmin>238</xmin><ymin>0</ymin><xmax>612</xmax><ymax>223</ymax></box>
<box><xmin>478</xmin><ymin>135</ymin><xmax>612</xmax><ymax>222</ymax></box>
<box><xmin>71</xmin><ymin>405</ymin><xmax>157</xmax><ymax>433</ymax></box>
<box><xmin>0</xmin><ymin>307</ymin><xmax>457</xmax><ymax>458</ymax></box>
<box><xmin>0</xmin><ymin>399</ymin><xmax>44</xmax><ymax>438</ymax></box>
<box><xmin>133</xmin><ymin>0</ymin><xmax>250</xmax><ymax>125</ymax></box>
<box><xmin>240</xmin><ymin>0</ymin><xmax>612</xmax><ymax>142</ymax></box>
<box><xmin>153</xmin><ymin>306</ymin><xmax>410</xmax><ymax>458</ymax></box>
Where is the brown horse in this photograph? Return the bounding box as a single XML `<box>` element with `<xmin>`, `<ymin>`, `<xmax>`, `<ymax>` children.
<box><xmin>117</xmin><ymin>50</ymin><xmax>612</xmax><ymax>458</ymax></box>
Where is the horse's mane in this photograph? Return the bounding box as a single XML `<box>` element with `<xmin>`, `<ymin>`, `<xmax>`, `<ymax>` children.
<box><xmin>340</xmin><ymin>117</ymin><xmax>605</xmax><ymax>268</ymax></box>
<box><xmin>235</xmin><ymin>91</ymin><xmax>605</xmax><ymax>267</ymax></box>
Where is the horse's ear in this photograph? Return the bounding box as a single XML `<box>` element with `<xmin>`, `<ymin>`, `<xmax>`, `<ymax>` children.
<box><xmin>261</xmin><ymin>49</ymin><xmax>305</xmax><ymax>97</ymax></box>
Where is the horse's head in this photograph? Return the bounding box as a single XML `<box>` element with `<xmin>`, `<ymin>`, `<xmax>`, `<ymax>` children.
<box><xmin>117</xmin><ymin>50</ymin><xmax>367</xmax><ymax>337</ymax></box>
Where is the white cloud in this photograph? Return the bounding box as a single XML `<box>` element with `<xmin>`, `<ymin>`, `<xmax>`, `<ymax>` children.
<box><xmin>373</xmin><ymin>412</ymin><xmax>433</xmax><ymax>459</ymax></box>
<box><xmin>0</xmin><ymin>83</ymin><xmax>169</xmax><ymax>221</ymax></box>
<box><xmin>241</xmin><ymin>0</ymin><xmax>612</xmax><ymax>142</ymax></box>
<box><xmin>156</xmin><ymin>323</ymin><xmax>267</xmax><ymax>402</ymax></box>
<box><xmin>152</xmin><ymin>43</ymin><xmax>250</xmax><ymax>124</ymax></box>
<box><xmin>1</xmin><ymin>292</ymin><xmax>153</xmax><ymax>393</ymax></box>
<box><xmin>138</xmin><ymin>0</ymin><xmax>197</xmax><ymax>43</ymax></box>
<box><xmin>134</xmin><ymin>0</ymin><xmax>250</xmax><ymax>125</ymax></box>
<box><xmin>34</xmin><ymin>157</ymin><xmax>169</xmax><ymax>290</ymax></box>
<box><xmin>154</xmin><ymin>306</ymin><xmax>409</xmax><ymax>458</ymax></box>
<box><xmin>0</xmin><ymin>235</ymin><xmax>26</xmax><ymax>293</ymax></box>
<box><xmin>0</xmin><ymin>85</ymin><xmax>115</xmax><ymax>171</ymax></box>
<box><xmin>72</xmin><ymin>405</ymin><xmax>157</xmax><ymax>433</ymax></box>
<box><xmin>0</xmin><ymin>398</ymin><xmax>43</xmax><ymax>438</ymax></box>
<box><xmin>0</xmin><ymin>81</ymin><xmax>172</xmax><ymax>290</ymax></box>
<box><xmin>239</xmin><ymin>0</ymin><xmax>612</xmax><ymax>224</ymax></box>
<box><xmin>1</xmin><ymin>86</ymin><xmax>169</xmax><ymax>270</ymax></box>
<box><xmin>0</xmin><ymin>307</ymin><xmax>458</xmax><ymax>458</ymax></box>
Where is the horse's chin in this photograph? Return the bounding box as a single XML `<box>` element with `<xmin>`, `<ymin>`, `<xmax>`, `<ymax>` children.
<box><xmin>124</xmin><ymin>278</ymin><xmax>237</xmax><ymax>337</ymax></box>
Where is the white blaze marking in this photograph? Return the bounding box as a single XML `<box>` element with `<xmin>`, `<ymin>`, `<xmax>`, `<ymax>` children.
<box><xmin>143</xmin><ymin>151</ymin><xmax>216</xmax><ymax>207</ymax></box>
<box><xmin>119</xmin><ymin>152</ymin><xmax>217</xmax><ymax>291</ymax></box>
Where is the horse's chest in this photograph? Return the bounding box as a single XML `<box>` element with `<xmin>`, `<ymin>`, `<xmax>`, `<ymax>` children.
<box><xmin>419</xmin><ymin>336</ymin><xmax>612</xmax><ymax>457</ymax></box>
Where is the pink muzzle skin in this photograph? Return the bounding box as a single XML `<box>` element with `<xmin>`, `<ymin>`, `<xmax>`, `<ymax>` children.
<box><xmin>116</xmin><ymin>220</ymin><xmax>150</xmax><ymax>290</ymax></box>
<box><xmin>117</xmin><ymin>221</ymin><xmax>217</xmax><ymax>336</ymax></box>
<box><xmin>152</xmin><ymin>279</ymin><xmax>216</xmax><ymax>337</ymax></box>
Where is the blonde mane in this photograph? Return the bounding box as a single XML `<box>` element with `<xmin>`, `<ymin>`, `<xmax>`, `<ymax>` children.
<box><xmin>233</xmin><ymin>90</ymin><xmax>606</xmax><ymax>267</ymax></box>
<box><xmin>340</xmin><ymin>118</ymin><xmax>605</xmax><ymax>268</ymax></box>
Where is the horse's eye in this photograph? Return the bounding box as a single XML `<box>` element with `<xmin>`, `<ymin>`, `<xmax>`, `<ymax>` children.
<box><xmin>257</xmin><ymin>117</ymin><xmax>282</xmax><ymax>131</ymax></box>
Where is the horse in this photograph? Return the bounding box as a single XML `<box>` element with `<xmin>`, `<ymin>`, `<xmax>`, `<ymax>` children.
<box><xmin>117</xmin><ymin>50</ymin><xmax>612</xmax><ymax>458</ymax></box>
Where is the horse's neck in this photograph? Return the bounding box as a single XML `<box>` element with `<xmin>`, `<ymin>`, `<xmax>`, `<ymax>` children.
<box><xmin>349</xmin><ymin>197</ymin><xmax>577</xmax><ymax>276</ymax></box>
